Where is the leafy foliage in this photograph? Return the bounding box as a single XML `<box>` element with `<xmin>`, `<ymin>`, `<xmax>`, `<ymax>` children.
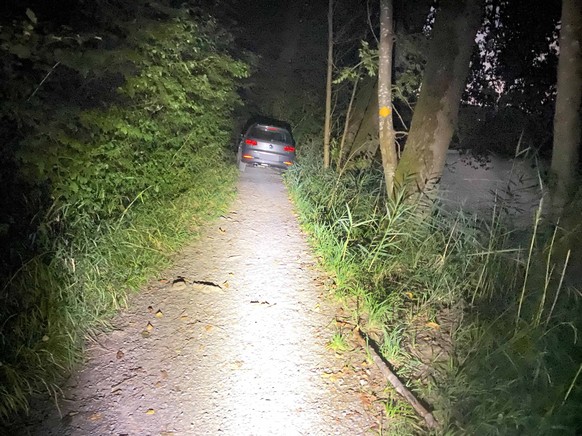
<box><xmin>0</xmin><ymin>0</ymin><xmax>247</xmax><ymax>421</ymax></box>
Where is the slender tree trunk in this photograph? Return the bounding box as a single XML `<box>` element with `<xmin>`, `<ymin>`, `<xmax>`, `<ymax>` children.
<box><xmin>378</xmin><ymin>0</ymin><xmax>397</xmax><ymax>196</ymax></box>
<box><xmin>323</xmin><ymin>0</ymin><xmax>333</xmax><ymax>169</ymax></box>
<box><xmin>550</xmin><ymin>0</ymin><xmax>582</xmax><ymax>213</ymax></box>
<box><xmin>346</xmin><ymin>77</ymin><xmax>378</xmax><ymax>158</ymax></box>
<box><xmin>394</xmin><ymin>0</ymin><xmax>483</xmax><ymax>192</ymax></box>
<box><xmin>338</xmin><ymin>73</ymin><xmax>360</xmax><ymax>169</ymax></box>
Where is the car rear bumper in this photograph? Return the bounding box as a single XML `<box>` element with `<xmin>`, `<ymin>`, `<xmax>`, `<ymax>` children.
<box><xmin>241</xmin><ymin>151</ymin><xmax>294</xmax><ymax>169</ymax></box>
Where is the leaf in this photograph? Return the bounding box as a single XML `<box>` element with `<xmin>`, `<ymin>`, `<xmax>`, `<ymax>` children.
<box><xmin>89</xmin><ymin>412</ymin><xmax>102</xmax><ymax>421</ymax></box>
<box><xmin>426</xmin><ymin>322</ymin><xmax>441</xmax><ymax>330</ymax></box>
<box><xmin>146</xmin><ymin>322</ymin><xmax>154</xmax><ymax>331</ymax></box>
<box><xmin>25</xmin><ymin>8</ymin><xmax>37</xmax><ymax>24</ymax></box>
<box><xmin>145</xmin><ymin>408</ymin><xmax>155</xmax><ymax>415</ymax></box>
<box><xmin>155</xmin><ymin>310</ymin><xmax>164</xmax><ymax>318</ymax></box>
<box><xmin>9</xmin><ymin>44</ymin><xmax>31</xmax><ymax>59</ymax></box>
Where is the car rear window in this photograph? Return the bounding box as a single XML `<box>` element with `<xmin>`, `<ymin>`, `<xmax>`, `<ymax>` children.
<box><xmin>248</xmin><ymin>125</ymin><xmax>293</xmax><ymax>144</ymax></box>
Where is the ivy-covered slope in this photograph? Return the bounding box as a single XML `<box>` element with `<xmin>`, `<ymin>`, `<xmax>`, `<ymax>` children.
<box><xmin>0</xmin><ymin>0</ymin><xmax>247</xmax><ymax>421</ymax></box>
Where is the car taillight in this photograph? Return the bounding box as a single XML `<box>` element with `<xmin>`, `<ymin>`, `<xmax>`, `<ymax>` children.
<box><xmin>283</xmin><ymin>146</ymin><xmax>295</xmax><ymax>152</ymax></box>
<box><xmin>245</xmin><ymin>139</ymin><xmax>258</xmax><ymax>146</ymax></box>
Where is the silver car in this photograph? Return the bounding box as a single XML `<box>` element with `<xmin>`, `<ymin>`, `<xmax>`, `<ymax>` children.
<box><xmin>236</xmin><ymin>123</ymin><xmax>296</xmax><ymax>171</ymax></box>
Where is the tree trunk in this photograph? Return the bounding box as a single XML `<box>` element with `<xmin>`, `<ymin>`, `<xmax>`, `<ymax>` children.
<box><xmin>323</xmin><ymin>0</ymin><xmax>333</xmax><ymax>169</ymax></box>
<box><xmin>394</xmin><ymin>0</ymin><xmax>483</xmax><ymax>192</ymax></box>
<box><xmin>550</xmin><ymin>0</ymin><xmax>582</xmax><ymax>213</ymax></box>
<box><xmin>346</xmin><ymin>77</ymin><xmax>379</xmax><ymax>161</ymax></box>
<box><xmin>378</xmin><ymin>0</ymin><xmax>397</xmax><ymax>196</ymax></box>
<box><xmin>337</xmin><ymin>73</ymin><xmax>360</xmax><ymax>169</ymax></box>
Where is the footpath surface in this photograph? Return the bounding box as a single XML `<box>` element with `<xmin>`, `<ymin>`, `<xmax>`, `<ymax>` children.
<box><xmin>19</xmin><ymin>166</ymin><xmax>387</xmax><ymax>435</ymax></box>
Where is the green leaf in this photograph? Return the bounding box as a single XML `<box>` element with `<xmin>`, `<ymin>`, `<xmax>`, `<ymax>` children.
<box><xmin>9</xmin><ymin>44</ymin><xmax>31</xmax><ymax>59</ymax></box>
<box><xmin>25</xmin><ymin>8</ymin><xmax>37</xmax><ymax>25</ymax></box>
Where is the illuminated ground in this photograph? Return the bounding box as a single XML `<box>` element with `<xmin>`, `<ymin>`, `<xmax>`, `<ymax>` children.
<box><xmin>23</xmin><ymin>166</ymin><xmax>387</xmax><ymax>435</ymax></box>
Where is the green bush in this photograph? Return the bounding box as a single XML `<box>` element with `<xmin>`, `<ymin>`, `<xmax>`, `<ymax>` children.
<box><xmin>0</xmin><ymin>1</ymin><xmax>247</xmax><ymax>421</ymax></box>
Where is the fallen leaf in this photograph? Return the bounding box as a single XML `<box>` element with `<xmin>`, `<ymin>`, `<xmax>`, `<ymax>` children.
<box><xmin>229</xmin><ymin>360</ymin><xmax>244</xmax><ymax>370</ymax></box>
<box><xmin>155</xmin><ymin>310</ymin><xmax>164</xmax><ymax>318</ymax></box>
<box><xmin>222</xmin><ymin>281</ymin><xmax>230</xmax><ymax>289</ymax></box>
<box><xmin>204</xmin><ymin>324</ymin><xmax>213</xmax><ymax>332</ymax></box>
<box><xmin>116</xmin><ymin>350</ymin><xmax>124</xmax><ymax>359</ymax></box>
<box><xmin>141</xmin><ymin>330</ymin><xmax>151</xmax><ymax>338</ymax></box>
<box><xmin>146</xmin><ymin>322</ymin><xmax>154</xmax><ymax>331</ymax></box>
<box><xmin>89</xmin><ymin>412</ymin><xmax>102</xmax><ymax>421</ymax></box>
<box><xmin>145</xmin><ymin>408</ymin><xmax>155</xmax><ymax>415</ymax></box>
<box><xmin>147</xmin><ymin>305</ymin><xmax>154</xmax><ymax>313</ymax></box>
<box><xmin>405</xmin><ymin>291</ymin><xmax>414</xmax><ymax>299</ymax></box>
<box><xmin>426</xmin><ymin>321</ymin><xmax>441</xmax><ymax>330</ymax></box>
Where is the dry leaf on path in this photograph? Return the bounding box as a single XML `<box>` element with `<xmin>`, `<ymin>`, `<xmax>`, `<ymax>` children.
<box><xmin>89</xmin><ymin>412</ymin><xmax>102</xmax><ymax>421</ymax></box>
<box><xmin>425</xmin><ymin>321</ymin><xmax>440</xmax><ymax>330</ymax></box>
<box><xmin>146</xmin><ymin>322</ymin><xmax>154</xmax><ymax>331</ymax></box>
<box><xmin>145</xmin><ymin>408</ymin><xmax>155</xmax><ymax>415</ymax></box>
<box><xmin>155</xmin><ymin>310</ymin><xmax>164</xmax><ymax>318</ymax></box>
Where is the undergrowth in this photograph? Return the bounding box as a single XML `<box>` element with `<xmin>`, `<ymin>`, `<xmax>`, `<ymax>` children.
<box><xmin>0</xmin><ymin>1</ymin><xmax>247</xmax><ymax>423</ymax></box>
<box><xmin>0</xmin><ymin>159</ymin><xmax>237</xmax><ymax>422</ymax></box>
<box><xmin>285</xmin><ymin>139</ymin><xmax>581</xmax><ymax>435</ymax></box>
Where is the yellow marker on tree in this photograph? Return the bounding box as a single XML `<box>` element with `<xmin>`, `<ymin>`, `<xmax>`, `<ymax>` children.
<box><xmin>379</xmin><ymin>106</ymin><xmax>391</xmax><ymax>118</ymax></box>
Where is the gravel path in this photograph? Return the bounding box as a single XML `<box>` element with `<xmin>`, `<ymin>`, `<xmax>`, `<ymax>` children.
<box><xmin>19</xmin><ymin>167</ymin><xmax>387</xmax><ymax>435</ymax></box>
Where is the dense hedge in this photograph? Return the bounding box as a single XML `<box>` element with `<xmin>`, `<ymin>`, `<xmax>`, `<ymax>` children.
<box><xmin>0</xmin><ymin>0</ymin><xmax>247</xmax><ymax>420</ymax></box>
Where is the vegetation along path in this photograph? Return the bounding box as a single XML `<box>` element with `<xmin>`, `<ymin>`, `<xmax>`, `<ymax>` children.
<box><xmin>22</xmin><ymin>166</ymin><xmax>389</xmax><ymax>435</ymax></box>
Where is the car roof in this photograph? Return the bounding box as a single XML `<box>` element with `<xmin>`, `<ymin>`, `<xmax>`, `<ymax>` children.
<box><xmin>242</xmin><ymin>116</ymin><xmax>293</xmax><ymax>134</ymax></box>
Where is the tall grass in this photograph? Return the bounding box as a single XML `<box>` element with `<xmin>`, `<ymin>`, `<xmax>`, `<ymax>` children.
<box><xmin>0</xmin><ymin>157</ymin><xmax>237</xmax><ymax>423</ymax></box>
<box><xmin>285</xmin><ymin>139</ymin><xmax>581</xmax><ymax>434</ymax></box>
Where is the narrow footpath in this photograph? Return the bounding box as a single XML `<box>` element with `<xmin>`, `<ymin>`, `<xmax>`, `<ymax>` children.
<box><xmin>21</xmin><ymin>167</ymin><xmax>388</xmax><ymax>435</ymax></box>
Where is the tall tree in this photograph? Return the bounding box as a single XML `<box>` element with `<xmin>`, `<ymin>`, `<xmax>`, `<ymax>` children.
<box><xmin>378</xmin><ymin>0</ymin><xmax>397</xmax><ymax>195</ymax></box>
<box><xmin>550</xmin><ymin>0</ymin><xmax>582</xmax><ymax>212</ymax></box>
<box><xmin>394</xmin><ymin>0</ymin><xmax>483</xmax><ymax>191</ymax></box>
<box><xmin>323</xmin><ymin>0</ymin><xmax>333</xmax><ymax>169</ymax></box>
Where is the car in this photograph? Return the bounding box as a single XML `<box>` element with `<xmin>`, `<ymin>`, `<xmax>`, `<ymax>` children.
<box><xmin>236</xmin><ymin>121</ymin><xmax>296</xmax><ymax>171</ymax></box>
